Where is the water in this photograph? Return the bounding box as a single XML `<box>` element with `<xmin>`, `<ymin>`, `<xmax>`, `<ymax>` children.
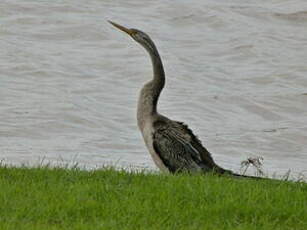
<box><xmin>1</xmin><ymin>0</ymin><xmax>307</xmax><ymax>178</ymax></box>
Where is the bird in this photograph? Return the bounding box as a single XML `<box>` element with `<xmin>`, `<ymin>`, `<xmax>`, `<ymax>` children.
<box><xmin>108</xmin><ymin>21</ymin><xmax>251</xmax><ymax>177</ymax></box>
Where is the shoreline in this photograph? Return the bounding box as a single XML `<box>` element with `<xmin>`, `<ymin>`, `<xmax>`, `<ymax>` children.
<box><xmin>0</xmin><ymin>166</ymin><xmax>306</xmax><ymax>229</ymax></box>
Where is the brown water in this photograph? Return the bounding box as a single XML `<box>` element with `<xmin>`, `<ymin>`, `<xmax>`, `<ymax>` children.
<box><xmin>1</xmin><ymin>0</ymin><xmax>307</xmax><ymax>178</ymax></box>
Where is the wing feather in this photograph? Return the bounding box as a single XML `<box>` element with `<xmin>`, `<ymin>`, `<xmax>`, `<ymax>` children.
<box><xmin>152</xmin><ymin>120</ymin><xmax>214</xmax><ymax>173</ymax></box>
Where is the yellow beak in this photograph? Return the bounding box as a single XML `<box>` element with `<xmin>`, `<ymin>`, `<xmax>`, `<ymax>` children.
<box><xmin>108</xmin><ymin>20</ymin><xmax>134</xmax><ymax>36</ymax></box>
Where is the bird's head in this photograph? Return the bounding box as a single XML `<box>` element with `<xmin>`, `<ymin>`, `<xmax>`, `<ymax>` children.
<box><xmin>108</xmin><ymin>20</ymin><xmax>156</xmax><ymax>53</ymax></box>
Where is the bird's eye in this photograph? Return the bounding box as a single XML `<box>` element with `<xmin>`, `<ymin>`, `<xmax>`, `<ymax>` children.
<box><xmin>136</xmin><ymin>33</ymin><xmax>147</xmax><ymax>41</ymax></box>
<box><xmin>135</xmin><ymin>33</ymin><xmax>142</xmax><ymax>40</ymax></box>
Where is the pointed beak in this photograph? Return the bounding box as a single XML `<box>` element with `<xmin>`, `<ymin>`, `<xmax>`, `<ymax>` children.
<box><xmin>108</xmin><ymin>20</ymin><xmax>134</xmax><ymax>36</ymax></box>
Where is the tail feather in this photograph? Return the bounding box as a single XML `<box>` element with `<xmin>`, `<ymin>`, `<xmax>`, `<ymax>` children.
<box><xmin>230</xmin><ymin>172</ymin><xmax>264</xmax><ymax>180</ymax></box>
<box><xmin>217</xmin><ymin>167</ymin><xmax>265</xmax><ymax>180</ymax></box>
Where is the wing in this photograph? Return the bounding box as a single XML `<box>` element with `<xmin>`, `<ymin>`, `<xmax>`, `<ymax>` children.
<box><xmin>152</xmin><ymin>120</ymin><xmax>219</xmax><ymax>173</ymax></box>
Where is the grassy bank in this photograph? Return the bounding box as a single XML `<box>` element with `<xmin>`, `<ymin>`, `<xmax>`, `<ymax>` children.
<box><xmin>0</xmin><ymin>166</ymin><xmax>306</xmax><ymax>230</ymax></box>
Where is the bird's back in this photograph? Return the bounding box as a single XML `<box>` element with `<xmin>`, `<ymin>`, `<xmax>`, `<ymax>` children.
<box><xmin>151</xmin><ymin>115</ymin><xmax>229</xmax><ymax>174</ymax></box>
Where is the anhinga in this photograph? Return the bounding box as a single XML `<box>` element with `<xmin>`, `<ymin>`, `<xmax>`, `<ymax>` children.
<box><xmin>109</xmin><ymin>21</ymin><xmax>252</xmax><ymax>177</ymax></box>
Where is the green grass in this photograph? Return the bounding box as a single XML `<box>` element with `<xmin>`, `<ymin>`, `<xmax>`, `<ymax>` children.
<box><xmin>0</xmin><ymin>166</ymin><xmax>306</xmax><ymax>230</ymax></box>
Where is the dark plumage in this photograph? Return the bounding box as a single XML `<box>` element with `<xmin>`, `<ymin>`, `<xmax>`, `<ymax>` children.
<box><xmin>153</xmin><ymin>119</ymin><xmax>227</xmax><ymax>174</ymax></box>
<box><xmin>109</xmin><ymin>21</ymin><xmax>260</xmax><ymax>178</ymax></box>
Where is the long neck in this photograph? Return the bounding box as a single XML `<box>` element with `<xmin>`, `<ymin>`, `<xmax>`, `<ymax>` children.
<box><xmin>137</xmin><ymin>42</ymin><xmax>165</xmax><ymax>130</ymax></box>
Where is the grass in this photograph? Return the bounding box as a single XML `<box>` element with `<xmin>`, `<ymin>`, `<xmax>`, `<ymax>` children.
<box><xmin>0</xmin><ymin>166</ymin><xmax>306</xmax><ymax>230</ymax></box>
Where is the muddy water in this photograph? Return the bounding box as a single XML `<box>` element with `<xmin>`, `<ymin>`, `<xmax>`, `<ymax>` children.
<box><xmin>1</xmin><ymin>0</ymin><xmax>307</xmax><ymax>178</ymax></box>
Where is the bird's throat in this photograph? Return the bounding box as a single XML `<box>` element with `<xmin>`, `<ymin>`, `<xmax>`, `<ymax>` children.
<box><xmin>137</xmin><ymin>38</ymin><xmax>165</xmax><ymax>131</ymax></box>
